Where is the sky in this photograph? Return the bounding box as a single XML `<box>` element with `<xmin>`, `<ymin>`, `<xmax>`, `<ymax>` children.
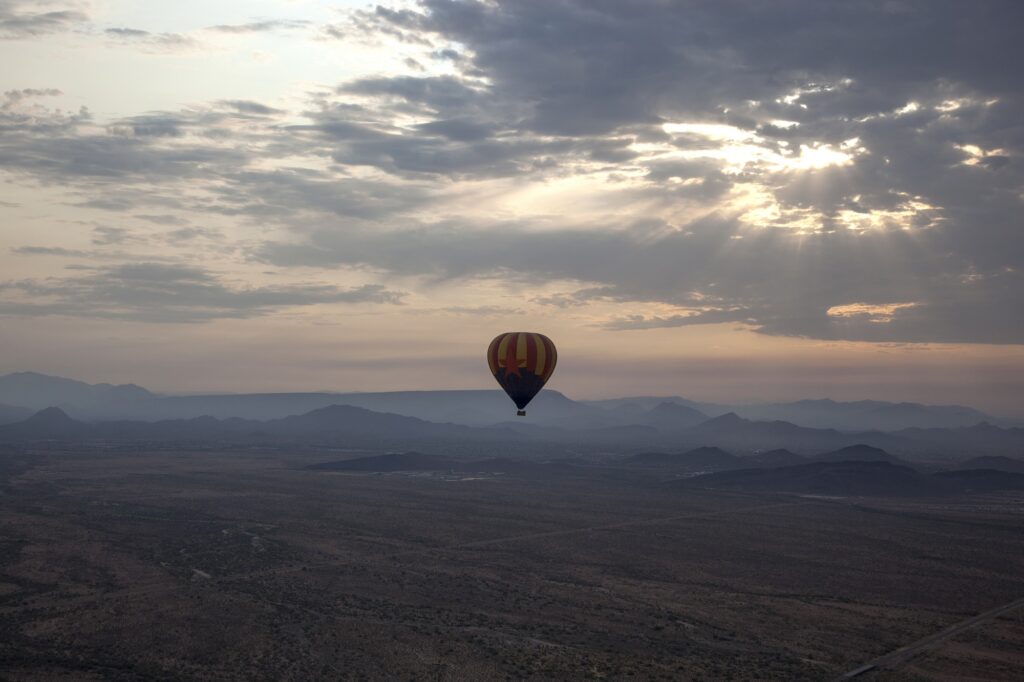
<box><xmin>1</xmin><ymin>0</ymin><xmax>1023</xmax><ymax>415</ymax></box>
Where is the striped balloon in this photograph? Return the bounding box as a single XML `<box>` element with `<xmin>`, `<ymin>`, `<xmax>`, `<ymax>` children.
<box><xmin>486</xmin><ymin>332</ymin><xmax>557</xmax><ymax>415</ymax></box>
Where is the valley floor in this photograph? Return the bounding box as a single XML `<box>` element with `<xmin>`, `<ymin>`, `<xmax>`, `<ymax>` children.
<box><xmin>0</xmin><ymin>446</ymin><xmax>1022</xmax><ymax>680</ymax></box>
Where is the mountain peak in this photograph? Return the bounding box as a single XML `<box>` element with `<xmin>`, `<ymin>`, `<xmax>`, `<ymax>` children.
<box><xmin>703</xmin><ymin>412</ymin><xmax>746</xmax><ymax>426</ymax></box>
<box><xmin>0</xmin><ymin>371</ymin><xmax>155</xmax><ymax>413</ymax></box>
<box><xmin>682</xmin><ymin>446</ymin><xmax>732</xmax><ymax>457</ymax></box>
<box><xmin>25</xmin><ymin>406</ymin><xmax>77</xmax><ymax>426</ymax></box>
<box><xmin>816</xmin><ymin>444</ymin><xmax>898</xmax><ymax>463</ymax></box>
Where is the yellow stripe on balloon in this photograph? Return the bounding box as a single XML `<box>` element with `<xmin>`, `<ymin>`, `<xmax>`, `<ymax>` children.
<box><xmin>487</xmin><ymin>336</ymin><xmax>499</xmax><ymax>374</ymax></box>
<box><xmin>496</xmin><ymin>333</ymin><xmax>511</xmax><ymax>366</ymax></box>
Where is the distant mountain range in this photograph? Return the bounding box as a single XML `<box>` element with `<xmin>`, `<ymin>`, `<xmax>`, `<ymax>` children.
<box><xmin>0</xmin><ymin>373</ymin><xmax>603</xmax><ymax>426</ymax></box>
<box><xmin>0</xmin><ymin>404</ymin><xmax>510</xmax><ymax>446</ymax></box>
<box><xmin>1</xmin><ymin>372</ymin><xmax>1023</xmax><ymax>459</ymax></box>
<box><xmin>4</xmin><ymin>403</ymin><xmax>1024</xmax><ymax>461</ymax></box>
<box><xmin>582</xmin><ymin>395</ymin><xmax>1000</xmax><ymax>431</ymax></box>
<box><xmin>813</xmin><ymin>444</ymin><xmax>902</xmax><ymax>464</ymax></box>
<box><xmin>9</xmin><ymin>402</ymin><xmax>1020</xmax><ymax>496</ymax></box>
<box><xmin>0</xmin><ymin>372</ymin><xmax>1011</xmax><ymax>432</ymax></box>
<box><xmin>952</xmin><ymin>456</ymin><xmax>1024</xmax><ymax>474</ymax></box>
<box><xmin>627</xmin><ymin>446</ymin><xmax>742</xmax><ymax>471</ymax></box>
<box><xmin>0</xmin><ymin>372</ymin><xmax>153</xmax><ymax>416</ymax></box>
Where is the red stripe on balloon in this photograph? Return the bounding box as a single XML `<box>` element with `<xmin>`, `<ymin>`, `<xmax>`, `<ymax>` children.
<box><xmin>504</xmin><ymin>332</ymin><xmax>520</xmax><ymax>375</ymax></box>
<box><xmin>525</xmin><ymin>333</ymin><xmax>537</xmax><ymax>373</ymax></box>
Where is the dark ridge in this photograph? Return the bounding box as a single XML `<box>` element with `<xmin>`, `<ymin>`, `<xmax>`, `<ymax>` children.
<box><xmin>305</xmin><ymin>453</ymin><xmax>579</xmax><ymax>475</ymax></box>
<box><xmin>952</xmin><ymin>456</ymin><xmax>1024</xmax><ymax>474</ymax></box>
<box><xmin>463</xmin><ymin>457</ymin><xmax>577</xmax><ymax>474</ymax></box>
<box><xmin>625</xmin><ymin>446</ymin><xmax>741</xmax><ymax>471</ymax></box>
<box><xmin>744</xmin><ymin>449</ymin><xmax>806</xmax><ymax>468</ymax></box>
<box><xmin>22</xmin><ymin>406</ymin><xmax>78</xmax><ymax>427</ymax></box>
<box><xmin>695</xmin><ymin>412</ymin><xmax>746</xmax><ymax>428</ymax></box>
<box><xmin>2</xmin><ymin>407</ymin><xmax>91</xmax><ymax>438</ymax></box>
<box><xmin>306</xmin><ymin>452</ymin><xmax>457</xmax><ymax>472</ymax></box>
<box><xmin>680</xmin><ymin>461</ymin><xmax>1024</xmax><ymax>497</ymax></box>
<box><xmin>679</xmin><ymin>461</ymin><xmax>929</xmax><ymax>496</ymax></box>
<box><xmin>814</xmin><ymin>444</ymin><xmax>900</xmax><ymax>463</ymax></box>
<box><xmin>931</xmin><ymin>469</ymin><xmax>1024</xmax><ymax>493</ymax></box>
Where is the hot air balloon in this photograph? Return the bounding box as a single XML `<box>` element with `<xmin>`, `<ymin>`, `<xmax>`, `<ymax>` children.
<box><xmin>486</xmin><ymin>332</ymin><xmax>557</xmax><ymax>416</ymax></box>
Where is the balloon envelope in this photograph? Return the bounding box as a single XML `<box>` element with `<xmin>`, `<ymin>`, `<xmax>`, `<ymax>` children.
<box><xmin>486</xmin><ymin>332</ymin><xmax>557</xmax><ymax>414</ymax></box>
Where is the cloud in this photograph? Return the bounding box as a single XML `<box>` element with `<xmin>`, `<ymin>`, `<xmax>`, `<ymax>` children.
<box><xmin>438</xmin><ymin>305</ymin><xmax>524</xmax><ymax>316</ymax></box>
<box><xmin>603</xmin><ymin>309</ymin><xmax>753</xmax><ymax>331</ymax></box>
<box><xmin>3</xmin><ymin>1</ymin><xmax>1024</xmax><ymax>344</ymax></box>
<box><xmin>134</xmin><ymin>214</ymin><xmax>188</xmax><ymax>226</ymax></box>
<box><xmin>0</xmin><ymin>1</ymin><xmax>87</xmax><ymax>39</ymax></box>
<box><xmin>11</xmin><ymin>245</ymin><xmax>91</xmax><ymax>257</ymax></box>
<box><xmin>217</xmin><ymin>100</ymin><xmax>285</xmax><ymax>117</ymax></box>
<box><xmin>206</xmin><ymin>19</ymin><xmax>309</xmax><ymax>34</ymax></box>
<box><xmin>256</xmin><ymin>204</ymin><xmax>1024</xmax><ymax>344</ymax></box>
<box><xmin>319</xmin><ymin>23</ymin><xmax>344</xmax><ymax>40</ymax></box>
<box><xmin>163</xmin><ymin>227</ymin><xmax>220</xmax><ymax>243</ymax></box>
<box><xmin>1</xmin><ymin>87</ymin><xmax>61</xmax><ymax>105</ymax></box>
<box><xmin>0</xmin><ymin>263</ymin><xmax>406</xmax><ymax>322</ymax></box>
<box><xmin>91</xmin><ymin>226</ymin><xmax>137</xmax><ymax>245</ymax></box>
<box><xmin>103</xmin><ymin>27</ymin><xmax>196</xmax><ymax>51</ymax></box>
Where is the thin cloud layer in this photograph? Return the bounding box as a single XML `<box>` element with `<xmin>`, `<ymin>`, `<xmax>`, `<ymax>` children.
<box><xmin>0</xmin><ymin>263</ymin><xmax>405</xmax><ymax>322</ymax></box>
<box><xmin>103</xmin><ymin>27</ymin><xmax>196</xmax><ymax>52</ymax></box>
<box><xmin>205</xmin><ymin>19</ymin><xmax>310</xmax><ymax>34</ymax></box>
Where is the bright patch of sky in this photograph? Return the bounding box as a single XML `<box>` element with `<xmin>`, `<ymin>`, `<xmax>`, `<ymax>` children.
<box><xmin>0</xmin><ymin>0</ymin><xmax>417</xmax><ymax>117</ymax></box>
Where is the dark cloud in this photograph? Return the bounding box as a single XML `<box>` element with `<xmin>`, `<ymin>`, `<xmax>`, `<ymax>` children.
<box><xmin>414</xmin><ymin>0</ymin><xmax>1024</xmax><ymax>133</ymax></box>
<box><xmin>0</xmin><ymin>263</ymin><xmax>405</xmax><ymax>322</ymax></box>
<box><xmin>341</xmin><ymin>75</ymin><xmax>487</xmax><ymax>116</ymax></box>
<box><xmin>348</xmin><ymin>5</ymin><xmax>434</xmax><ymax>46</ymax></box>
<box><xmin>0</xmin><ymin>132</ymin><xmax>250</xmax><ymax>178</ymax></box>
<box><xmin>332</xmin><ymin>0</ymin><xmax>1024</xmax><ymax>343</ymax></box>
<box><xmin>205</xmin><ymin>169</ymin><xmax>435</xmax><ymax>222</ymax></box>
<box><xmin>0</xmin><ymin>101</ymin><xmax>252</xmax><ymax>182</ymax></box>
<box><xmin>415</xmin><ymin>118</ymin><xmax>494</xmax><ymax>142</ymax></box>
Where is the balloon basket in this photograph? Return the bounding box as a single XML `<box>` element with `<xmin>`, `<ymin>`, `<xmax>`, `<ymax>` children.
<box><xmin>516</xmin><ymin>410</ymin><xmax>526</xmax><ymax>417</ymax></box>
